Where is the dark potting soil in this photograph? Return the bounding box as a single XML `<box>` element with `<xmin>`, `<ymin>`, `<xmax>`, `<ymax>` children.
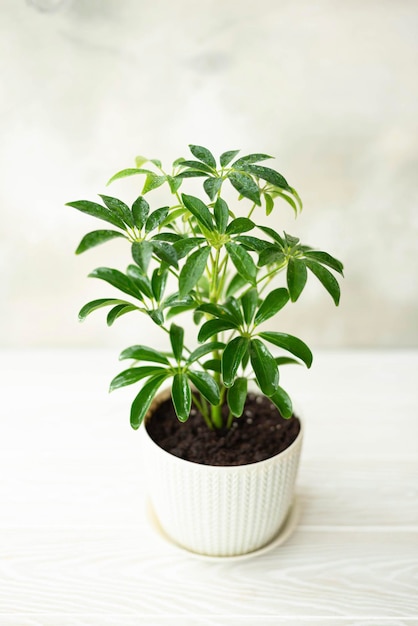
<box><xmin>146</xmin><ymin>393</ymin><xmax>301</xmax><ymax>466</ymax></box>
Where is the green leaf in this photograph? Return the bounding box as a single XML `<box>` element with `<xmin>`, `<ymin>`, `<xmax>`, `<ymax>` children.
<box><xmin>126</xmin><ymin>265</ymin><xmax>154</xmax><ymax>299</ymax></box>
<box><xmin>88</xmin><ymin>267</ymin><xmax>143</xmax><ymax>300</ymax></box>
<box><xmin>222</xmin><ymin>336</ymin><xmax>249</xmax><ymax>387</ymax></box>
<box><xmin>175</xmin><ymin>170</ymin><xmax>208</xmax><ymax>179</ymax></box>
<box><xmin>145</xmin><ymin>207</ymin><xmax>169</xmax><ymax>233</ymax></box>
<box><xmin>66</xmin><ymin>200</ymin><xmax>125</xmax><ymax>230</ymax></box>
<box><xmin>119</xmin><ymin>345</ymin><xmax>170</xmax><ymax>365</ymax></box>
<box><xmin>225</xmin><ymin>273</ymin><xmax>247</xmax><ymax>298</ymax></box>
<box><xmin>213</xmin><ymin>197</ymin><xmax>229</xmax><ymax>233</ymax></box>
<box><xmin>106</xmin><ymin>168</ymin><xmax>153</xmax><ymax>186</ymax></box>
<box><xmin>304</xmin><ymin>251</ymin><xmax>344</xmax><ymax>275</ymax></box>
<box><xmin>223</xmin><ymin>297</ymin><xmax>244</xmax><ymax>326</ymax></box>
<box><xmin>249</xmin><ymin>338</ymin><xmax>279</xmax><ymax>397</ymax></box>
<box><xmin>258</xmin><ymin>246</ymin><xmax>286</xmax><ymax>267</ymax></box>
<box><xmin>240</xmin><ymin>288</ymin><xmax>258</xmax><ymax>325</ymax></box>
<box><xmin>131</xmin><ymin>196</ymin><xmax>150</xmax><ymax>229</ymax></box>
<box><xmin>187</xmin><ymin>341</ymin><xmax>225</xmax><ymax>364</ymax></box>
<box><xmin>272</xmin><ymin>190</ymin><xmax>298</xmax><ymax>216</ymax></box>
<box><xmin>270</xmin><ymin>386</ymin><xmax>293</xmax><ymax>418</ymax></box>
<box><xmin>275</xmin><ymin>357</ymin><xmax>301</xmax><ymax>366</ymax></box>
<box><xmin>232</xmin><ymin>153</ymin><xmax>272</xmax><ymax>167</ymax></box>
<box><xmin>242</xmin><ymin>165</ymin><xmax>289</xmax><ymax>190</ymax></box>
<box><xmin>188</xmin><ymin>370</ymin><xmax>220</xmax><ymax>405</ymax></box>
<box><xmin>148</xmin><ymin>309</ymin><xmax>164</xmax><ymax>326</ymax></box>
<box><xmin>142</xmin><ymin>173</ymin><xmax>166</xmax><ymax>194</ymax></box>
<box><xmin>197</xmin><ymin>302</ymin><xmax>241</xmax><ymax>326</ymax></box>
<box><xmin>167</xmin><ymin>175</ymin><xmax>182</xmax><ymax>194</ymax></box>
<box><xmin>179</xmin><ymin>246</ymin><xmax>211</xmax><ymax>297</ymax></box>
<box><xmin>75</xmin><ymin>230</ymin><xmax>126</xmax><ymax>254</ymax></box>
<box><xmin>178</xmin><ymin>160</ymin><xmax>214</xmax><ymax>174</ymax></box>
<box><xmin>171</xmin><ymin>373</ymin><xmax>191</xmax><ymax>422</ymax></box>
<box><xmin>226</xmin><ymin>218</ymin><xmax>255</xmax><ymax>235</ymax></box>
<box><xmin>188</xmin><ymin>144</ymin><xmax>216</xmax><ymax>168</ymax></box>
<box><xmin>225</xmin><ymin>242</ymin><xmax>257</xmax><ymax>285</ymax></box>
<box><xmin>150</xmin><ymin>158</ymin><xmax>162</xmax><ymax>168</ymax></box>
<box><xmin>202</xmin><ymin>358</ymin><xmax>221</xmax><ymax>372</ymax></box>
<box><xmin>152</xmin><ymin>232</ymin><xmax>183</xmax><ymax>243</ymax></box>
<box><xmin>235</xmin><ymin>236</ymin><xmax>271</xmax><ymax>253</ymax></box>
<box><xmin>130</xmin><ymin>374</ymin><xmax>168</xmax><ymax>429</ymax></box>
<box><xmin>181</xmin><ymin>194</ymin><xmax>214</xmax><ymax>232</ymax></box>
<box><xmin>227</xmin><ymin>377</ymin><xmax>247</xmax><ymax>417</ymax></box>
<box><xmin>173</xmin><ymin>237</ymin><xmax>205</xmax><ymax>259</ymax></box>
<box><xmin>305</xmin><ymin>260</ymin><xmax>341</xmax><ymax>305</ymax></box>
<box><xmin>132</xmin><ymin>241</ymin><xmax>153</xmax><ymax>273</ymax></box>
<box><xmin>135</xmin><ymin>156</ymin><xmax>148</xmax><ymax>168</ymax></box>
<box><xmin>198</xmin><ymin>319</ymin><xmax>238</xmax><ymax>343</ymax></box>
<box><xmin>170</xmin><ymin>323</ymin><xmax>184</xmax><ymax>361</ymax></box>
<box><xmin>204</xmin><ymin>177</ymin><xmax>223</xmax><ymax>201</ymax></box>
<box><xmin>254</xmin><ymin>288</ymin><xmax>289</xmax><ymax>325</ymax></box>
<box><xmin>99</xmin><ymin>195</ymin><xmax>133</xmax><ymax>227</ymax></box>
<box><xmin>227</xmin><ymin>171</ymin><xmax>261</xmax><ymax>205</ymax></box>
<box><xmin>109</xmin><ymin>366</ymin><xmax>166</xmax><ymax>392</ymax></box>
<box><xmin>166</xmin><ymin>304</ymin><xmax>196</xmax><ymax>319</ymax></box>
<box><xmin>220</xmin><ymin>149</ymin><xmax>240</xmax><ymax>167</ymax></box>
<box><xmin>287</xmin><ymin>258</ymin><xmax>307</xmax><ymax>302</ymax></box>
<box><xmin>151</xmin><ymin>241</ymin><xmax>179</xmax><ymax>268</ymax></box>
<box><xmin>257</xmin><ymin>225</ymin><xmax>284</xmax><ymax>246</ymax></box>
<box><xmin>258</xmin><ymin>332</ymin><xmax>313</xmax><ymax>368</ymax></box>
<box><xmin>78</xmin><ymin>298</ymin><xmax>131</xmax><ymax>321</ymax></box>
<box><xmin>264</xmin><ymin>192</ymin><xmax>274</xmax><ymax>216</ymax></box>
<box><xmin>151</xmin><ymin>268</ymin><xmax>168</xmax><ymax>302</ymax></box>
<box><xmin>107</xmin><ymin>304</ymin><xmax>138</xmax><ymax>326</ymax></box>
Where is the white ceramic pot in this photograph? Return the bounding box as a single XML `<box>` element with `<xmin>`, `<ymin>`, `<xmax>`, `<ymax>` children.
<box><xmin>141</xmin><ymin>390</ymin><xmax>303</xmax><ymax>557</ymax></box>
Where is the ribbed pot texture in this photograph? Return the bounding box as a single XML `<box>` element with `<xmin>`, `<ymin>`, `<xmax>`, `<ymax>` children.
<box><xmin>141</xmin><ymin>391</ymin><xmax>303</xmax><ymax>557</ymax></box>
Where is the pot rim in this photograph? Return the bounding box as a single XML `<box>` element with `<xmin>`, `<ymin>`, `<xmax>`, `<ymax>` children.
<box><xmin>142</xmin><ymin>387</ymin><xmax>303</xmax><ymax>471</ymax></box>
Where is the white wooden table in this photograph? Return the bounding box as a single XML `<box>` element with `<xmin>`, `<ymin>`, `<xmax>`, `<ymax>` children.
<box><xmin>0</xmin><ymin>350</ymin><xmax>417</xmax><ymax>625</ymax></box>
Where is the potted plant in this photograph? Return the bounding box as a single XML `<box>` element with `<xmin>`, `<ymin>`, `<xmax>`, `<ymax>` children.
<box><xmin>67</xmin><ymin>145</ymin><xmax>343</xmax><ymax>557</ymax></box>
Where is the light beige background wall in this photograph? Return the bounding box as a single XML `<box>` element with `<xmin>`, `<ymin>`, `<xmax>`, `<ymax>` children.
<box><xmin>1</xmin><ymin>0</ymin><xmax>417</xmax><ymax>349</ymax></box>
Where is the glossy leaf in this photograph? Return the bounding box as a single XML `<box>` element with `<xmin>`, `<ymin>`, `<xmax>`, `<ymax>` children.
<box><xmin>66</xmin><ymin>200</ymin><xmax>125</xmax><ymax>230</ymax></box>
<box><xmin>198</xmin><ymin>319</ymin><xmax>238</xmax><ymax>343</ymax></box>
<box><xmin>227</xmin><ymin>377</ymin><xmax>247</xmax><ymax>417</ymax></box>
<box><xmin>189</xmin><ymin>144</ymin><xmax>216</xmax><ymax>169</ymax></box>
<box><xmin>264</xmin><ymin>192</ymin><xmax>274</xmax><ymax>215</ymax></box>
<box><xmin>171</xmin><ymin>373</ymin><xmax>191</xmax><ymax>422</ymax></box>
<box><xmin>222</xmin><ymin>336</ymin><xmax>249</xmax><ymax>387</ymax></box>
<box><xmin>232</xmin><ymin>153</ymin><xmax>272</xmax><ymax>167</ymax></box>
<box><xmin>225</xmin><ymin>273</ymin><xmax>247</xmax><ymax>298</ymax></box>
<box><xmin>167</xmin><ymin>175</ymin><xmax>182</xmax><ymax>194</ymax></box>
<box><xmin>220</xmin><ymin>149</ymin><xmax>240</xmax><ymax>167</ymax></box>
<box><xmin>225</xmin><ymin>242</ymin><xmax>257</xmax><ymax>285</ymax></box>
<box><xmin>151</xmin><ymin>241</ymin><xmax>179</xmax><ymax>268</ymax></box>
<box><xmin>270</xmin><ymin>386</ymin><xmax>293</xmax><ymax>418</ymax></box>
<box><xmin>304</xmin><ymin>251</ymin><xmax>344</xmax><ymax>275</ymax></box>
<box><xmin>126</xmin><ymin>265</ymin><xmax>154</xmax><ymax>299</ymax></box>
<box><xmin>179</xmin><ymin>160</ymin><xmax>214</xmax><ymax>174</ymax></box>
<box><xmin>151</xmin><ymin>268</ymin><xmax>168</xmax><ymax>302</ymax></box>
<box><xmin>75</xmin><ymin>230</ymin><xmax>126</xmax><ymax>254</ymax></box>
<box><xmin>131</xmin><ymin>196</ymin><xmax>150</xmax><ymax>229</ymax></box>
<box><xmin>273</xmin><ymin>190</ymin><xmax>298</xmax><ymax>216</ymax></box>
<box><xmin>214</xmin><ymin>197</ymin><xmax>229</xmax><ymax>233</ymax></box>
<box><xmin>249</xmin><ymin>338</ymin><xmax>279</xmax><ymax>397</ymax></box>
<box><xmin>109</xmin><ymin>366</ymin><xmax>166</xmax><ymax>392</ymax></box>
<box><xmin>187</xmin><ymin>370</ymin><xmax>220</xmax><ymax>405</ymax></box>
<box><xmin>78</xmin><ymin>298</ymin><xmax>131</xmax><ymax>321</ymax></box>
<box><xmin>130</xmin><ymin>374</ymin><xmax>168</xmax><ymax>429</ymax></box>
<box><xmin>175</xmin><ymin>170</ymin><xmax>208</xmax><ymax>179</ymax></box>
<box><xmin>88</xmin><ymin>267</ymin><xmax>143</xmax><ymax>300</ymax></box>
<box><xmin>287</xmin><ymin>258</ymin><xmax>307</xmax><ymax>302</ymax></box>
<box><xmin>227</xmin><ymin>171</ymin><xmax>261</xmax><ymax>205</ymax></box>
<box><xmin>106</xmin><ymin>304</ymin><xmax>138</xmax><ymax>326</ymax></box>
<box><xmin>258</xmin><ymin>332</ymin><xmax>313</xmax><ymax>368</ymax></box>
<box><xmin>131</xmin><ymin>240</ymin><xmax>153</xmax><ymax>273</ymax></box>
<box><xmin>203</xmin><ymin>177</ymin><xmax>222</xmax><ymax>200</ymax></box>
<box><xmin>187</xmin><ymin>342</ymin><xmax>225</xmax><ymax>364</ymax></box>
<box><xmin>223</xmin><ymin>297</ymin><xmax>244</xmax><ymax>326</ymax></box>
<box><xmin>240</xmin><ymin>288</ymin><xmax>258</xmax><ymax>325</ymax></box>
<box><xmin>305</xmin><ymin>260</ymin><xmax>341</xmax><ymax>305</ymax></box>
<box><xmin>242</xmin><ymin>165</ymin><xmax>289</xmax><ymax>190</ymax></box>
<box><xmin>257</xmin><ymin>225</ymin><xmax>284</xmax><ymax>246</ymax></box>
<box><xmin>258</xmin><ymin>246</ymin><xmax>286</xmax><ymax>267</ymax></box>
<box><xmin>202</xmin><ymin>358</ymin><xmax>221</xmax><ymax>372</ymax></box>
<box><xmin>181</xmin><ymin>194</ymin><xmax>214</xmax><ymax>231</ymax></box>
<box><xmin>170</xmin><ymin>323</ymin><xmax>184</xmax><ymax>361</ymax></box>
<box><xmin>107</xmin><ymin>168</ymin><xmax>153</xmax><ymax>186</ymax></box>
<box><xmin>142</xmin><ymin>173</ymin><xmax>166</xmax><ymax>194</ymax></box>
<box><xmin>226</xmin><ymin>218</ymin><xmax>255</xmax><ymax>235</ymax></box>
<box><xmin>99</xmin><ymin>195</ymin><xmax>133</xmax><ymax>227</ymax></box>
<box><xmin>145</xmin><ymin>207</ymin><xmax>169</xmax><ymax>233</ymax></box>
<box><xmin>148</xmin><ymin>309</ymin><xmax>164</xmax><ymax>325</ymax></box>
<box><xmin>173</xmin><ymin>237</ymin><xmax>205</xmax><ymax>259</ymax></box>
<box><xmin>119</xmin><ymin>345</ymin><xmax>170</xmax><ymax>365</ymax></box>
<box><xmin>254</xmin><ymin>288</ymin><xmax>289</xmax><ymax>325</ymax></box>
<box><xmin>179</xmin><ymin>246</ymin><xmax>210</xmax><ymax>297</ymax></box>
<box><xmin>197</xmin><ymin>302</ymin><xmax>241</xmax><ymax>326</ymax></box>
<box><xmin>235</xmin><ymin>236</ymin><xmax>270</xmax><ymax>253</ymax></box>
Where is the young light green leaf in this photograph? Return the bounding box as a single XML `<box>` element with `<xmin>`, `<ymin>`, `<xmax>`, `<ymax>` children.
<box><xmin>171</xmin><ymin>373</ymin><xmax>191</xmax><ymax>422</ymax></box>
<box><xmin>258</xmin><ymin>332</ymin><xmax>313</xmax><ymax>368</ymax></box>
<box><xmin>187</xmin><ymin>370</ymin><xmax>220</xmax><ymax>405</ymax></box>
<box><xmin>198</xmin><ymin>319</ymin><xmax>238</xmax><ymax>343</ymax></box>
<box><xmin>167</xmin><ymin>175</ymin><xmax>182</xmax><ymax>194</ymax></box>
<box><xmin>181</xmin><ymin>194</ymin><xmax>214</xmax><ymax>231</ymax></box>
<box><xmin>142</xmin><ymin>173</ymin><xmax>166</xmax><ymax>194</ymax></box>
<box><xmin>170</xmin><ymin>323</ymin><xmax>184</xmax><ymax>361</ymax></box>
<box><xmin>187</xmin><ymin>342</ymin><xmax>225</xmax><ymax>364</ymax></box>
<box><xmin>227</xmin><ymin>377</ymin><xmax>247</xmax><ymax>417</ymax></box>
<box><xmin>145</xmin><ymin>207</ymin><xmax>169</xmax><ymax>233</ymax></box>
<box><xmin>254</xmin><ymin>288</ymin><xmax>289</xmax><ymax>325</ymax></box>
<box><xmin>287</xmin><ymin>258</ymin><xmax>307</xmax><ymax>302</ymax></box>
<box><xmin>189</xmin><ymin>144</ymin><xmax>216</xmax><ymax>169</ymax></box>
<box><xmin>221</xmin><ymin>336</ymin><xmax>249</xmax><ymax>387</ymax></box>
<box><xmin>130</xmin><ymin>374</ymin><xmax>168</xmax><ymax>429</ymax></box>
<box><xmin>131</xmin><ymin>240</ymin><xmax>153</xmax><ymax>273</ymax></box>
<box><xmin>270</xmin><ymin>386</ymin><xmax>293</xmax><ymax>418</ymax></box>
<box><xmin>240</xmin><ymin>288</ymin><xmax>258</xmax><ymax>325</ymax></box>
<box><xmin>78</xmin><ymin>298</ymin><xmax>131</xmax><ymax>321</ymax></box>
<box><xmin>264</xmin><ymin>192</ymin><xmax>274</xmax><ymax>216</ymax></box>
<box><xmin>225</xmin><ymin>218</ymin><xmax>255</xmax><ymax>235</ymax></box>
<box><xmin>204</xmin><ymin>177</ymin><xmax>223</xmax><ymax>201</ymax></box>
<box><xmin>99</xmin><ymin>195</ymin><xmax>133</xmax><ymax>227</ymax></box>
<box><xmin>109</xmin><ymin>366</ymin><xmax>166</xmax><ymax>392</ymax></box>
<box><xmin>304</xmin><ymin>251</ymin><xmax>344</xmax><ymax>275</ymax></box>
<box><xmin>119</xmin><ymin>345</ymin><xmax>170</xmax><ymax>365</ymax></box>
<box><xmin>220</xmin><ymin>149</ymin><xmax>240</xmax><ymax>167</ymax></box>
<box><xmin>75</xmin><ymin>230</ymin><xmax>126</xmax><ymax>254</ymax></box>
<box><xmin>305</xmin><ymin>260</ymin><xmax>341</xmax><ymax>305</ymax></box>
<box><xmin>249</xmin><ymin>338</ymin><xmax>279</xmax><ymax>397</ymax></box>
<box><xmin>88</xmin><ymin>267</ymin><xmax>143</xmax><ymax>300</ymax></box>
<box><xmin>179</xmin><ymin>246</ymin><xmax>210</xmax><ymax>297</ymax></box>
<box><xmin>225</xmin><ymin>242</ymin><xmax>257</xmax><ymax>285</ymax></box>
<box><xmin>131</xmin><ymin>195</ymin><xmax>150</xmax><ymax>229</ymax></box>
<box><xmin>66</xmin><ymin>200</ymin><xmax>126</xmax><ymax>230</ymax></box>
<box><xmin>107</xmin><ymin>304</ymin><xmax>138</xmax><ymax>326</ymax></box>
<box><xmin>227</xmin><ymin>171</ymin><xmax>261</xmax><ymax>205</ymax></box>
<box><xmin>213</xmin><ymin>197</ymin><xmax>229</xmax><ymax>233</ymax></box>
<box><xmin>106</xmin><ymin>167</ymin><xmax>153</xmax><ymax>186</ymax></box>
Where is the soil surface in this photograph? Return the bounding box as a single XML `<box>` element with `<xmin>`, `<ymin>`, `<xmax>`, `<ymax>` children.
<box><xmin>146</xmin><ymin>392</ymin><xmax>301</xmax><ymax>466</ymax></box>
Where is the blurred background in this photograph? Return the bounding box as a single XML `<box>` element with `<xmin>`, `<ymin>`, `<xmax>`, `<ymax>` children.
<box><xmin>1</xmin><ymin>0</ymin><xmax>417</xmax><ymax>350</ymax></box>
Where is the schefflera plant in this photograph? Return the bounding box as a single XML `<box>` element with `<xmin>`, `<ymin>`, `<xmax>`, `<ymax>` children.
<box><xmin>68</xmin><ymin>145</ymin><xmax>343</xmax><ymax>430</ymax></box>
